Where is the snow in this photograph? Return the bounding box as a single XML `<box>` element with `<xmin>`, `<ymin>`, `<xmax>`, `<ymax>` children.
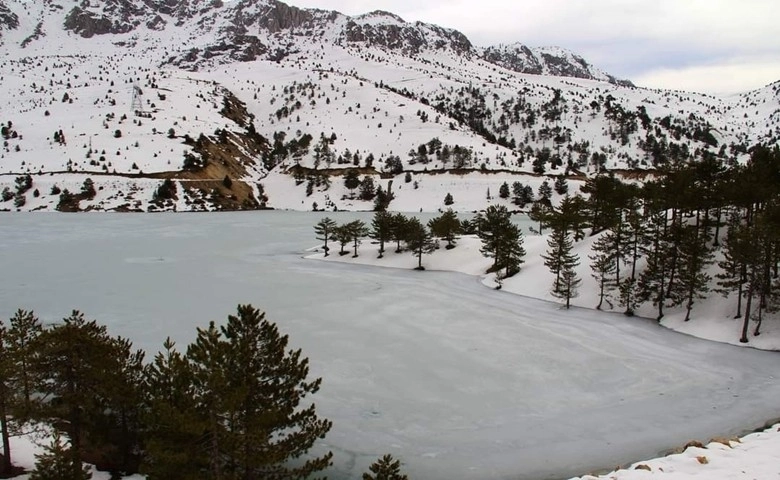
<box><xmin>572</xmin><ymin>423</ymin><xmax>780</xmax><ymax>480</ymax></box>
<box><xmin>2</xmin><ymin>212</ymin><xmax>780</xmax><ymax>480</ymax></box>
<box><xmin>312</xmin><ymin>225</ymin><xmax>780</xmax><ymax>351</ymax></box>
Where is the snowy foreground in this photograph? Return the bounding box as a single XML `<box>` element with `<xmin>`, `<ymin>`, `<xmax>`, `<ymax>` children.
<box><xmin>2</xmin><ymin>212</ymin><xmax>780</xmax><ymax>480</ymax></box>
<box><xmin>6</xmin><ymin>421</ymin><xmax>779</xmax><ymax>480</ymax></box>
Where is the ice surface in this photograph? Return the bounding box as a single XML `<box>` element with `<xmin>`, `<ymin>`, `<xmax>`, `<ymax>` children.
<box><xmin>1</xmin><ymin>212</ymin><xmax>779</xmax><ymax>480</ymax></box>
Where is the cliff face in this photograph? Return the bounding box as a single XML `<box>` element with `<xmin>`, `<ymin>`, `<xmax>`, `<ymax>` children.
<box><xmin>0</xmin><ymin>0</ymin><xmax>20</xmax><ymax>38</ymax></box>
<box><xmin>482</xmin><ymin>44</ymin><xmax>633</xmax><ymax>87</ymax></box>
<box><xmin>50</xmin><ymin>0</ymin><xmax>625</xmax><ymax>85</ymax></box>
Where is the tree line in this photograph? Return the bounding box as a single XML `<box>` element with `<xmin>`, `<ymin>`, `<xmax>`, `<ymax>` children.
<box><xmin>0</xmin><ymin>307</ymin><xmax>409</xmax><ymax>479</ymax></box>
<box><xmin>315</xmin><ymin>145</ymin><xmax>780</xmax><ymax>343</ymax></box>
<box><xmin>540</xmin><ymin>145</ymin><xmax>780</xmax><ymax>342</ymax></box>
<box><xmin>315</xmin><ymin>206</ymin><xmax>526</xmax><ymax>278</ymax></box>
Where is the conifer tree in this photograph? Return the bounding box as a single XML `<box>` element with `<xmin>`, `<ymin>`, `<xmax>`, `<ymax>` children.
<box><xmin>333</xmin><ymin>224</ymin><xmax>352</xmax><ymax>256</ymax></box>
<box><xmin>554</xmin><ymin>175</ymin><xmax>568</xmax><ymax>195</ymax></box>
<box><xmin>716</xmin><ymin>212</ymin><xmax>749</xmax><ymax>319</ymax></box>
<box><xmin>589</xmin><ymin>234</ymin><xmax>616</xmax><ymax>310</ymax></box>
<box><xmin>494</xmin><ymin>223</ymin><xmax>526</xmax><ymax>279</ymax></box>
<box><xmin>537</xmin><ymin>180</ymin><xmax>553</xmax><ymax>205</ymax></box>
<box><xmin>363</xmin><ymin>454</ymin><xmax>408</xmax><ymax>480</ymax></box>
<box><xmin>141</xmin><ymin>338</ymin><xmax>203</xmax><ymax>480</ymax></box>
<box><xmin>371</xmin><ymin>211</ymin><xmax>394</xmax><ymax>257</ymax></box>
<box><xmin>346</xmin><ymin>220</ymin><xmax>369</xmax><ymax>257</ymax></box>
<box><xmin>184</xmin><ymin>306</ymin><xmax>333</xmax><ymax>479</ymax></box>
<box><xmin>476</xmin><ymin>205</ymin><xmax>518</xmax><ymax>273</ymax></box>
<box><xmin>637</xmin><ymin>207</ymin><xmax>672</xmax><ymax>320</ymax></box>
<box><xmin>389</xmin><ymin>213</ymin><xmax>410</xmax><ymax>253</ymax></box>
<box><xmin>677</xmin><ymin>216</ymin><xmax>715</xmax><ymax>321</ymax></box>
<box><xmin>528</xmin><ymin>201</ymin><xmax>552</xmax><ymax>234</ymax></box>
<box><xmin>405</xmin><ymin>217</ymin><xmax>435</xmax><ymax>270</ymax></box>
<box><xmin>498</xmin><ymin>181</ymin><xmax>510</xmax><ymax>199</ymax></box>
<box><xmin>29</xmin><ymin>432</ymin><xmax>91</xmax><ymax>480</ymax></box>
<box><xmin>32</xmin><ymin>311</ymin><xmax>125</xmax><ymax>467</ymax></box>
<box><xmin>428</xmin><ymin>209</ymin><xmax>461</xmax><ymax>249</ymax></box>
<box><xmin>543</xmin><ymin>226</ymin><xmax>580</xmax><ymax>308</ymax></box>
<box><xmin>314</xmin><ymin>217</ymin><xmax>337</xmax><ymax>256</ymax></box>
<box><xmin>0</xmin><ymin>320</ymin><xmax>12</xmax><ymax>475</ymax></box>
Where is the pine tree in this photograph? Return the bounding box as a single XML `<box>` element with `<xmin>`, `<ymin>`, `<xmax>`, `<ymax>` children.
<box><xmin>182</xmin><ymin>306</ymin><xmax>333</xmax><ymax>479</ymax></box>
<box><xmin>0</xmin><ymin>309</ymin><xmax>43</xmax><ymax>475</ymax></box>
<box><xmin>528</xmin><ymin>201</ymin><xmax>552</xmax><ymax>234</ymax></box>
<box><xmin>677</xmin><ymin>215</ymin><xmax>715</xmax><ymax>321</ymax></box>
<box><xmin>0</xmin><ymin>319</ymin><xmax>13</xmax><ymax>476</ymax></box>
<box><xmin>32</xmin><ymin>311</ymin><xmax>123</xmax><ymax>466</ymax></box>
<box><xmin>141</xmin><ymin>339</ymin><xmax>203</xmax><ymax>480</ymax></box>
<box><xmin>428</xmin><ymin>209</ymin><xmax>461</xmax><ymax>249</ymax></box>
<box><xmin>543</xmin><ymin>226</ymin><xmax>580</xmax><ymax>308</ymax></box>
<box><xmin>538</xmin><ymin>180</ymin><xmax>553</xmax><ymax>205</ymax></box>
<box><xmin>494</xmin><ymin>223</ymin><xmax>526</xmax><ymax>279</ymax></box>
<box><xmin>716</xmin><ymin>212</ymin><xmax>749</xmax><ymax>319</ymax></box>
<box><xmin>443</xmin><ymin>192</ymin><xmax>454</xmax><ymax>206</ymax></box>
<box><xmin>637</xmin><ymin>207</ymin><xmax>672</xmax><ymax>320</ymax></box>
<box><xmin>314</xmin><ymin>217</ymin><xmax>337</xmax><ymax>256</ymax></box>
<box><xmin>344</xmin><ymin>169</ymin><xmax>360</xmax><ymax>197</ymax></box>
<box><xmin>347</xmin><ymin>220</ymin><xmax>369</xmax><ymax>257</ymax></box>
<box><xmin>404</xmin><ymin>217</ymin><xmax>435</xmax><ymax>270</ymax></box>
<box><xmin>362</xmin><ymin>454</ymin><xmax>408</xmax><ymax>480</ymax></box>
<box><xmin>389</xmin><ymin>213</ymin><xmax>410</xmax><ymax>253</ymax></box>
<box><xmin>370</xmin><ymin>211</ymin><xmax>394</xmax><ymax>257</ymax></box>
<box><xmin>498</xmin><ymin>182</ymin><xmax>510</xmax><ymax>199</ymax></box>
<box><xmin>222</xmin><ymin>305</ymin><xmax>333</xmax><ymax>479</ymax></box>
<box><xmin>589</xmin><ymin>234</ymin><xmax>616</xmax><ymax>310</ymax></box>
<box><xmin>476</xmin><ymin>205</ymin><xmax>518</xmax><ymax>273</ymax></box>
<box><xmin>29</xmin><ymin>432</ymin><xmax>91</xmax><ymax>480</ymax></box>
<box><xmin>554</xmin><ymin>175</ymin><xmax>568</xmax><ymax>195</ymax></box>
<box><xmin>333</xmin><ymin>224</ymin><xmax>352</xmax><ymax>256</ymax></box>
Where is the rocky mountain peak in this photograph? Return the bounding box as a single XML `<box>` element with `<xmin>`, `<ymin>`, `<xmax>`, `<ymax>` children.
<box><xmin>482</xmin><ymin>43</ymin><xmax>633</xmax><ymax>87</ymax></box>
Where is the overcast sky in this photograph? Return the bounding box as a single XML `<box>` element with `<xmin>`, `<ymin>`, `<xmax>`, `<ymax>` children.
<box><xmin>284</xmin><ymin>0</ymin><xmax>780</xmax><ymax>95</ymax></box>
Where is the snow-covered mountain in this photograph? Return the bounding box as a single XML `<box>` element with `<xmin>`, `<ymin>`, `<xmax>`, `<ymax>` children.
<box><xmin>1</xmin><ymin>0</ymin><xmax>778</xmax><ymax>212</ymax></box>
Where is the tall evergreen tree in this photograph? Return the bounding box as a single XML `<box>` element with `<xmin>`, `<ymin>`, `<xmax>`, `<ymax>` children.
<box><xmin>389</xmin><ymin>213</ymin><xmax>410</xmax><ymax>253</ymax></box>
<box><xmin>428</xmin><ymin>209</ymin><xmax>462</xmax><ymax>249</ymax></box>
<box><xmin>476</xmin><ymin>205</ymin><xmax>516</xmax><ymax>273</ymax></box>
<box><xmin>676</xmin><ymin>215</ymin><xmax>715</xmax><ymax>321</ymax></box>
<box><xmin>313</xmin><ymin>217</ymin><xmax>337</xmax><ymax>257</ymax></box>
<box><xmin>370</xmin><ymin>211</ymin><xmax>394</xmax><ymax>257</ymax></box>
<box><xmin>637</xmin><ymin>204</ymin><xmax>672</xmax><ymax>320</ymax></box>
<box><xmin>218</xmin><ymin>305</ymin><xmax>333</xmax><ymax>479</ymax></box>
<box><xmin>32</xmin><ymin>311</ymin><xmax>126</xmax><ymax>468</ymax></box>
<box><xmin>589</xmin><ymin>234</ymin><xmax>616</xmax><ymax>310</ymax></box>
<box><xmin>0</xmin><ymin>319</ymin><xmax>13</xmax><ymax>475</ymax></box>
<box><xmin>141</xmin><ymin>337</ymin><xmax>203</xmax><ymax>480</ymax></box>
<box><xmin>404</xmin><ymin>218</ymin><xmax>435</xmax><ymax>270</ymax></box>
<box><xmin>716</xmin><ymin>211</ymin><xmax>749</xmax><ymax>319</ymax></box>
<box><xmin>543</xmin><ymin>226</ymin><xmax>580</xmax><ymax>308</ymax></box>
<box><xmin>333</xmin><ymin>224</ymin><xmax>352</xmax><ymax>256</ymax></box>
<box><xmin>346</xmin><ymin>220</ymin><xmax>369</xmax><ymax>258</ymax></box>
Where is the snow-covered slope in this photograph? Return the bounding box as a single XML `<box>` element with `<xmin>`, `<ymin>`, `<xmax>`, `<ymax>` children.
<box><xmin>0</xmin><ymin>0</ymin><xmax>778</xmax><ymax>212</ymax></box>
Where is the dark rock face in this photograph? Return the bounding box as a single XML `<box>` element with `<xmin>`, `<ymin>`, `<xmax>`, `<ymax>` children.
<box><xmin>0</xmin><ymin>1</ymin><xmax>20</xmax><ymax>33</ymax></box>
<box><xmin>343</xmin><ymin>17</ymin><xmax>472</xmax><ymax>55</ymax></box>
<box><xmin>64</xmin><ymin>7</ymin><xmax>115</xmax><ymax>38</ymax></box>
<box><xmin>483</xmin><ymin>44</ymin><xmax>543</xmax><ymax>75</ymax></box>
<box><xmin>482</xmin><ymin>44</ymin><xmax>634</xmax><ymax>87</ymax></box>
<box><xmin>254</xmin><ymin>0</ymin><xmax>313</xmax><ymax>33</ymax></box>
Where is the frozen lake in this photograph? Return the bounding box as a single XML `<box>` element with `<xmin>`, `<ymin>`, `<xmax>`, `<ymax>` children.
<box><xmin>1</xmin><ymin>212</ymin><xmax>780</xmax><ymax>480</ymax></box>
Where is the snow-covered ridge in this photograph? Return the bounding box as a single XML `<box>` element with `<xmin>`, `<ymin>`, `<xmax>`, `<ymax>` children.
<box><xmin>1</xmin><ymin>0</ymin><xmax>778</xmax><ymax>212</ymax></box>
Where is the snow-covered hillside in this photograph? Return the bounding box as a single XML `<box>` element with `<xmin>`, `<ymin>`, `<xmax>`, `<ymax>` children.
<box><xmin>0</xmin><ymin>0</ymin><xmax>778</xmax><ymax>212</ymax></box>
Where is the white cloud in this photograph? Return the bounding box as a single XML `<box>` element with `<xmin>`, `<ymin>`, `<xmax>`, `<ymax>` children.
<box><xmin>634</xmin><ymin>57</ymin><xmax>780</xmax><ymax>95</ymax></box>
